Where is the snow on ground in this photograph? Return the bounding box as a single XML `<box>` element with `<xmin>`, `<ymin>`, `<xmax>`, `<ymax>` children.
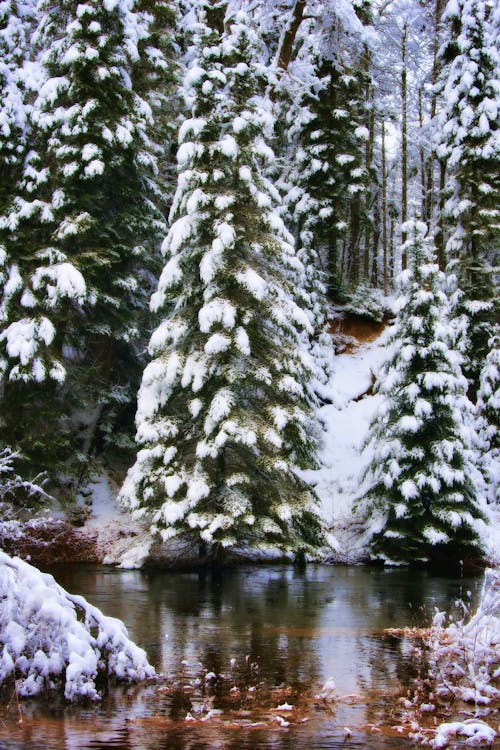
<box><xmin>0</xmin><ymin>550</ymin><xmax>154</xmax><ymax>700</ymax></box>
<box><xmin>302</xmin><ymin>327</ymin><xmax>392</xmax><ymax>561</ymax></box>
<box><xmin>74</xmin><ymin>324</ymin><xmax>498</xmax><ymax>568</ymax></box>
<box><xmin>79</xmin><ymin>474</ymin><xmax>153</xmax><ymax>568</ymax></box>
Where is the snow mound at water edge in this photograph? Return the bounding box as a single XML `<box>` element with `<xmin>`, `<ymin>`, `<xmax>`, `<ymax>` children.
<box><xmin>0</xmin><ymin>551</ymin><xmax>155</xmax><ymax>701</ymax></box>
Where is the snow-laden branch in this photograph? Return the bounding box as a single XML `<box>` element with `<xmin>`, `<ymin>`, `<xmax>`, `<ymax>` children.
<box><xmin>425</xmin><ymin>568</ymin><xmax>499</xmax><ymax>707</ymax></box>
<box><xmin>0</xmin><ymin>551</ymin><xmax>155</xmax><ymax>701</ymax></box>
<box><xmin>0</xmin><ymin>448</ymin><xmax>51</xmax><ymax>503</ymax></box>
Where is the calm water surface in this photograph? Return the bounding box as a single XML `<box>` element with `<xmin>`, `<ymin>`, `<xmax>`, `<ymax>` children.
<box><xmin>0</xmin><ymin>564</ymin><xmax>486</xmax><ymax>750</ymax></box>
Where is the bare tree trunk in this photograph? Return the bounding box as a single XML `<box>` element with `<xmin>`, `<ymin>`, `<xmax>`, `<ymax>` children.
<box><xmin>275</xmin><ymin>0</ymin><xmax>307</xmax><ymax>72</ymax></box>
<box><xmin>382</xmin><ymin>120</ymin><xmax>388</xmax><ymax>294</ymax></box>
<box><xmin>372</xmin><ymin>201</ymin><xmax>381</xmax><ymax>287</ymax></box>
<box><xmin>419</xmin><ymin>88</ymin><xmax>426</xmax><ymax>218</ymax></box>
<box><xmin>349</xmin><ymin>197</ymin><xmax>361</xmax><ymax>285</ymax></box>
<box><xmin>401</xmin><ymin>21</ymin><xmax>408</xmax><ymax>267</ymax></box>
<box><xmin>340</xmin><ymin>238</ymin><xmax>347</xmax><ymax>285</ymax></box>
<box><xmin>425</xmin><ymin>0</ymin><xmax>446</xmax><ymax>226</ymax></box>
<box><xmin>365</xmin><ymin>101</ymin><xmax>375</xmax><ymax>279</ymax></box>
<box><xmin>363</xmin><ymin>46</ymin><xmax>375</xmax><ymax>281</ymax></box>
<box><xmin>389</xmin><ymin>212</ymin><xmax>395</xmax><ymax>288</ymax></box>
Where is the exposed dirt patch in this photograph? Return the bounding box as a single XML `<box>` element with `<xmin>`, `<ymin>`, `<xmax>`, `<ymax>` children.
<box><xmin>329</xmin><ymin>314</ymin><xmax>390</xmax><ymax>353</ymax></box>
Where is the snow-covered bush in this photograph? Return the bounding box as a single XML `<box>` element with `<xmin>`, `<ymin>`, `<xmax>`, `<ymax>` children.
<box><xmin>343</xmin><ymin>284</ymin><xmax>389</xmax><ymax>323</ymax></box>
<box><xmin>425</xmin><ymin>568</ymin><xmax>499</xmax><ymax>707</ymax></box>
<box><xmin>0</xmin><ymin>551</ymin><xmax>154</xmax><ymax>701</ymax></box>
<box><xmin>431</xmin><ymin>720</ymin><xmax>496</xmax><ymax>749</ymax></box>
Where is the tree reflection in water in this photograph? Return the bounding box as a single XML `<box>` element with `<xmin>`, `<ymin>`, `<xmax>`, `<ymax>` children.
<box><xmin>0</xmin><ymin>564</ymin><xmax>482</xmax><ymax>750</ymax></box>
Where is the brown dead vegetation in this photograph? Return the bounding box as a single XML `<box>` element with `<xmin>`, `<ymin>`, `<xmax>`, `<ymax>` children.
<box><xmin>0</xmin><ymin>520</ymin><xmax>99</xmax><ymax>565</ymax></box>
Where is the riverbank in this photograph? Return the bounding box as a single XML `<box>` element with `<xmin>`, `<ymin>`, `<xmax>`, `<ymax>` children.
<box><xmin>2</xmin><ymin>323</ymin><xmax>499</xmax><ymax>570</ymax></box>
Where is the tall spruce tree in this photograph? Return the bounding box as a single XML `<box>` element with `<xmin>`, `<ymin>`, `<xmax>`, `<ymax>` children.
<box><xmin>359</xmin><ymin>220</ymin><xmax>486</xmax><ymax>566</ymax></box>
<box><xmin>436</xmin><ymin>0</ymin><xmax>499</xmax><ymax>400</ymax></box>
<box><xmin>0</xmin><ymin>1</ymin><xmax>37</xmax><ymax>218</ymax></box>
<box><xmin>132</xmin><ymin>0</ymin><xmax>179</xmax><ymax>219</ymax></box>
<box><xmin>476</xmin><ymin>334</ymin><xmax>499</xmax><ymax>504</ymax></box>
<box><xmin>0</xmin><ymin>0</ymin><xmax>171</xmax><ymax>473</ymax></box>
<box><xmin>285</xmin><ymin>57</ymin><xmax>369</xmax><ymax>298</ymax></box>
<box><xmin>120</xmin><ymin>4</ymin><xmax>323</xmax><ymax>561</ymax></box>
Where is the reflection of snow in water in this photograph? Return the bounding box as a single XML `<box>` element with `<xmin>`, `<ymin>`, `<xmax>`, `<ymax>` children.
<box><xmin>0</xmin><ymin>563</ymin><xmax>487</xmax><ymax>750</ymax></box>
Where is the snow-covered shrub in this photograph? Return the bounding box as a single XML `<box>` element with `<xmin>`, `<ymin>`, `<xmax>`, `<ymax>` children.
<box><xmin>0</xmin><ymin>551</ymin><xmax>154</xmax><ymax>701</ymax></box>
<box><xmin>431</xmin><ymin>720</ymin><xmax>497</xmax><ymax>748</ymax></box>
<box><xmin>343</xmin><ymin>284</ymin><xmax>389</xmax><ymax>323</ymax></box>
<box><xmin>425</xmin><ymin>568</ymin><xmax>499</xmax><ymax>707</ymax></box>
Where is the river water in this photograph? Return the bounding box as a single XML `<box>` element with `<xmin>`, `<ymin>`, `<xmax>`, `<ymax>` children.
<box><xmin>0</xmin><ymin>564</ymin><xmax>485</xmax><ymax>750</ymax></box>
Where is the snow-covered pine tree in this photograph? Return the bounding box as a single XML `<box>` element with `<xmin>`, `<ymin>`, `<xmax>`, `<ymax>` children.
<box><xmin>436</xmin><ymin>0</ymin><xmax>499</xmax><ymax>400</ymax></box>
<box><xmin>359</xmin><ymin>220</ymin><xmax>486</xmax><ymax>566</ymax></box>
<box><xmin>0</xmin><ymin>0</ymin><xmax>39</xmax><ymax>362</ymax></box>
<box><xmin>0</xmin><ymin>1</ymin><xmax>37</xmax><ymax>218</ymax></box>
<box><xmin>476</xmin><ymin>334</ymin><xmax>499</xmax><ymax>504</ymax></box>
<box><xmin>132</xmin><ymin>0</ymin><xmax>179</xmax><ymax>221</ymax></box>
<box><xmin>120</xmin><ymin>4</ymin><xmax>324</xmax><ymax>562</ymax></box>
<box><xmin>0</xmin><ymin>0</ymin><xmax>171</xmax><ymax>471</ymax></box>
<box><xmin>285</xmin><ymin>55</ymin><xmax>369</xmax><ymax>299</ymax></box>
<box><xmin>271</xmin><ymin>59</ymin><xmax>333</xmax><ymax>399</ymax></box>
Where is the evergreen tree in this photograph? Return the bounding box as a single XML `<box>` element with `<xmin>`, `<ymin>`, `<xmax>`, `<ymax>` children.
<box><xmin>476</xmin><ymin>334</ymin><xmax>499</xmax><ymax>504</ymax></box>
<box><xmin>132</xmin><ymin>0</ymin><xmax>179</xmax><ymax>217</ymax></box>
<box><xmin>274</xmin><ymin>78</ymin><xmax>335</xmax><ymax>398</ymax></box>
<box><xmin>0</xmin><ymin>0</ymin><xmax>38</xmax><ymax>369</ymax></box>
<box><xmin>0</xmin><ymin>0</ymin><xmax>37</xmax><ymax>218</ymax></box>
<box><xmin>0</xmin><ymin>0</ymin><xmax>171</xmax><ymax>473</ymax></box>
<box><xmin>285</xmin><ymin>56</ymin><xmax>369</xmax><ymax>298</ymax></box>
<box><xmin>120</xmin><ymin>5</ymin><xmax>323</xmax><ymax>561</ymax></box>
<box><xmin>436</xmin><ymin>0</ymin><xmax>499</xmax><ymax>399</ymax></box>
<box><xmin>359</xmin><ymin>220</ymin><xmax>486</xmax><ymax>566</ymax></box>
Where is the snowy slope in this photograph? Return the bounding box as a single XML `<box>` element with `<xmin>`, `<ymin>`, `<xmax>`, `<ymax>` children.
<box><xmin>305</xmin><ymin>325</ymin><xmax>500</xmax><ymax>565</ymax></box>
<box><xmin>301</xmin><ymin>327</ymin><xmax>391</xmax><ymax>561</ymax></box>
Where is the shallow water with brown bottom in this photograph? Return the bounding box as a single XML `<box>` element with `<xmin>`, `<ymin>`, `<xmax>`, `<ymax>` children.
<box><xmin>1</xmin><ymin>564</ymin><xmax>495</xmax><ymax>750</ymax></box>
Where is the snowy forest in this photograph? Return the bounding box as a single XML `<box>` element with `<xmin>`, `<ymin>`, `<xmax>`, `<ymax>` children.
<box><xmin>1</xmin><ymin>0</ymin><xmax>498</xmax><ymax>568</ymax></box>
<box><xmin>0</xmin><ymin>0</ymin><xmax>499</xmax><ymax>744</ymax></box>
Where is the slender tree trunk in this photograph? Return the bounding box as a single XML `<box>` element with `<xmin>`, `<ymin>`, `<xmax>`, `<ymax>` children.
<box><xmin>349</xmin><ymin>198</ymin><xmax>361</xmax><ymax>286</ymax></box>
<box><xmin>364</xmin><ymin>109</ymin><xmax>375</xmax><ymax>281</ymax></box>
<box><xmin>418</xmin><ymin>88</ymin><xmax>426</xmax><ymax>218</ymax></box>
<box><xmin>382</xmin><ymin>120</ymin><xmax>388</xmax><ymax>294</ymax></box>
<box><xmin>363</xmin><ymin>46</ymin><xmax>375</xmax><ymax>281</ymax></box>
<box><xmin>339</xmin><ymin>239</ymin><xmax>346</xmax><ymax>286</ymax></box>
<box><xmin>372</xmin><ymin>202</ymin><xmax>381</xmax><ymax>286</ymax></box>
<box><xmin>425</xmin><ymin>0</ymin><xmax>446</xmax><ymax>226</ymax></box>
<box><xmin>401</xmin><ymin>21</ymin><xmax>408</xmax><ymax>267</ymax></box>
<box><xmin>275</xmin><ymin>0</ymin><xmax>307</xmax><ymax>72</ymax></box>
<box><xmin>389</xmin><ymin>213</ymin><xmax>395</xmax><ymax>288</ymax></box>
